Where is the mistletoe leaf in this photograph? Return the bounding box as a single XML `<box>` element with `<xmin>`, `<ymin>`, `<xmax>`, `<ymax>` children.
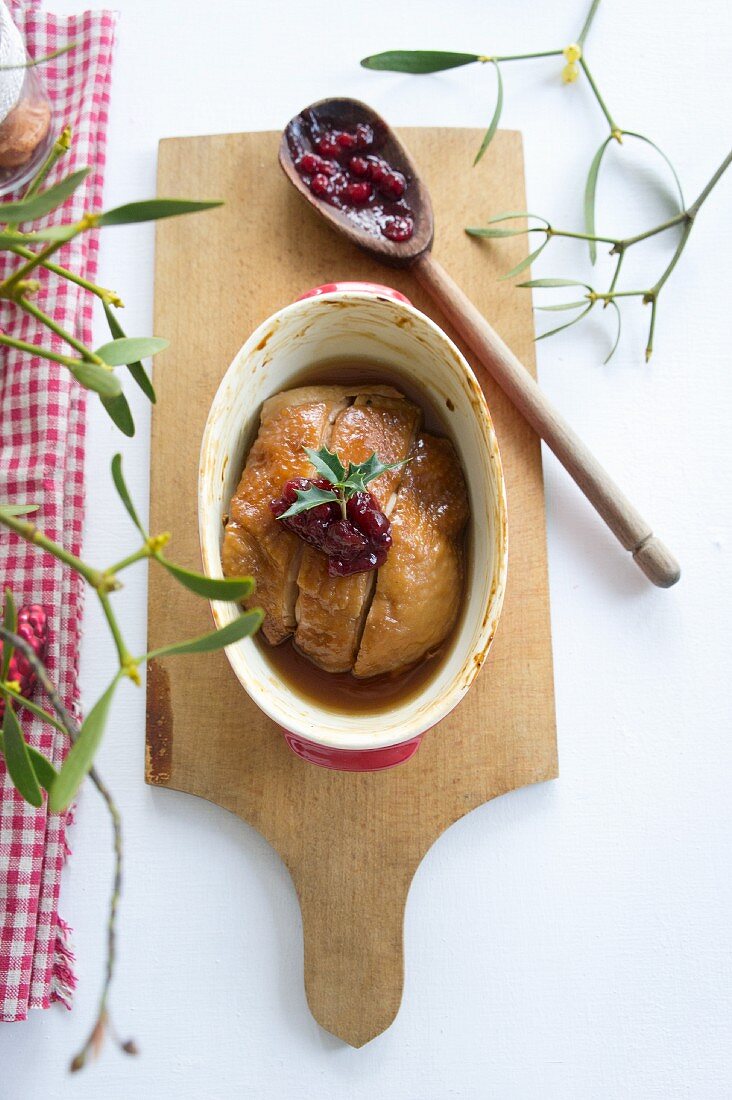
<box><xmin>0</xmin><ymin>167</ymin><xmax>90</xmax><ymax>223</ymax></box>
<box><xmin>360</xmin><ymin>50</ymin><xmax>481</xmax><ymax>73</ymax></box>
<box><xmin>604</xmin><ymin>299</ymin><xmax>623</xmax><ymax>364</ymax></box>
<box><xmin>95</xmin><ymin>336</ymin><xmax>168</xmax><ymax>367</ymax></box>
<box><xmin>474</xmin><ymin>61</ymin><xmax>503</xmax><ymax>166</ymax></box>
<box><xmin>2</xmin><ymin>588</ymin><xmax>17</xmax><ymax>680</ymax></box>
<box><xmin>0</xmin><ymin>730</ymin><xmax>58</xmax><ymax>791</ymax></box>
<box><xmin>103</xmin><ymin>303</ymin><xmax>156</xmax><ymax>404</ymax></box>
<box><xmin>158</xmin><ymin>559</ymin><xmax>254</xmax><ymax>601</ymax></box>
<box><xmin>500</xmin><ymin>239</ymin><xmax>548</xmax><ymax>281</ymax></box>
<box><xmin>96</xmin><ymin>199</ymin><xmax>223</xmax><ymax>227</ymax></box>
<box><xmin>50</xmin><ymin>676</ymin><xmax>120</xmax><ymax>811</ymax></box>
<box><xmin>143</xmin><ymin>610</ymin><xmax>263</xmax><ymax>660</ymax></box>
<box><xmin>2</xmin><ymin>703</ymin><xmax>43</xmax><ymax>807</ymax></box>
<box><xmin>584</xmin><ymin>135</ymin><xmax>613</xmax><ymax>263</ymax></box>
<box><xmin>110</xmin><ymin>453</ymin><xmax>146</xmax><ymax>536</ymax></box>
<box><xmin>536</xmin><ymin>303</ymin><xmax>594</xmax><ymax>341</ymax></box>
<box><xmin>100</xmin><ymin>391</ymin><xmax>135</xmax><ymax>437</ymax></box>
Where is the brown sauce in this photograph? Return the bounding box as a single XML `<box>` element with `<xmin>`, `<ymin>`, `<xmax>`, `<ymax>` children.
<box><xmin>258</xmin><ymin>633</ymin><xmax>452</xmax><ymax>715</ymax></box>
<box><xmin>250</xmin><ymin>358</ymin><xmax>470</xmax><ymax>714</ymax></box>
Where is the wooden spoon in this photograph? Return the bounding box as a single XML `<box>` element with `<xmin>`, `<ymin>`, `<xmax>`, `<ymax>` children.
<box><xmin>279</xmin><ymin>98</ymin><xmax>680</xmax><ymax>588</ymax></box>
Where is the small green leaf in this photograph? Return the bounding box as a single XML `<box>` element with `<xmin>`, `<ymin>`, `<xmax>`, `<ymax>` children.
<box><xmin>0</xmin><ymin>687</ymin><xmax>65</xmax><ymax>734</ymax></box>
<box><xmin>24</xmin><ymin>223</ymin><xmax>79</xmax><ymax>243</ymax></box>
<box><xmin>276</xmin><ymin>485</ymin><xmax>340</xmax><ymax>520</ymax></box>
<box><xmin>536</xmin><ymin>304</ymin><xmax>594</xmax><ymax>342</ymax></box>
<box><xmin>621</xmin><ymin>131</ymin><xmax>685</xmax><ymax>211</ymax></box>
<box><xmin>0</xmin><ymin>730</ymin><xmax>59</xmax><ymax>791</ymax></box>
<box><xmin>536</xmin><ymin>300</ymin><xmax>589</xmax><ymax>311</ymax></box>
<box><xmin>50</xmin><ymin>676</ymin><xmax>120</xmax><ymax>812</ymax></box>
<box><xmin>344</xmin><ymin>452</ymin><xmax>409</xmax><ymax>493</ymax></box>
<box><xmin>94</xmin><ymin>336</ymin><xmax>169</xmax><ymax>367</ymax></box>
<box><xmin>2</xmin><ymin>704</ymin><xmax>42</xmax><ymax>807</ymax></box>
<box><xmin>100</xmin><ymin>392</ymin><xmax>135</xmax><ymax>437</ymax></box>
<box><xmin>2</xmin><ymin>588</ymin><xmax>17</xmax><ymax>680</ymax></box>
<box><xmin>103</xmin><ymin>303</ymin><xmax>156</xmax><ymax>404</ymax></box>
<box><xmin>500</xmin><ymin>239</ymin><xmax>549</xmax><ymax>280</ymax></box>
<box><xmin>304</xmin><ymin>445</ymin><xmax>347</xmax><ymax>485</ymax></box>
<box><xmin>158</xmin><ymin>558</ymin><xmax>255</xmax><ymax>601</ymax></box>
<box><xmin>0</xmin><ymin>167</ymin><xmax>90</xmax><ymax>223</ymax></box>
<box><xmin>0</xmin><ymin>503</ymin><xmax>38</xmax><ymax>516</ymax></box>
<box><xmin>474</xmin><ymin>60</ymin><xmax>503</xmax><ymax>166</ymax></box>
<box><xmin>604</xmin><ymin>299</ymin><xmax>622</xmax><ymax>364</ymax></box>
<box><xmin>465</xmin><ymin>226</ymin><xmax>528</xmax><ymax>239</ymax></box>
<box><xmin>111</xmin><ymin>453</ymin><xmax>146</xmax><ymax>535</ymax></box>
<box><xmin>96</xmin><ymin>199</ymin><xmax>223</xmax><ymax>227</ymax></box>
<box><xmin>584</xmin><ymin>136</ymin><xmax>613</xmax><ymax>263</ymax></box>
<box><xmin>518</xmin><ymin>278</ymin><xmax>593</xmax><ymax>289</ymax></box>
<box><xmin>68</xmin><ymin>361</ymin><xmax>122</xmax><ymax>398</ymax></box>
<box><xmin>360</xmin><ymin>50</ymin><xmax>481</xmax><ymax>73</ymax></box>
<box><xmin>480</xmin><ymin>210</ymin><xmax>550</xmax><ymax>226</ymax></box>
<box><xmin>144</xmin><ymin>609</ymin><xmax>263</xmax><ymax>661</ymax></box>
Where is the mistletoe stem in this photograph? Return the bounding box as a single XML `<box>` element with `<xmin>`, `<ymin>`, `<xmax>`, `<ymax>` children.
<box><xmin>485</xmin><ymin>49</ymin><xmax>563</xmax><ymax>63</ymax></box>
<box><xmin>0</xmin><ymin>624</ymin><xmax>131</xmax><ymax>1073</ymax></box>
<box><xmin>578</xmin><ymin>0</ymin><xmax>602</xmax><ymax>46</ymax></box>
<box><xmin>106</xmin><ymin>547</ymin><xmax>150</xmax><ymax>575</ymax></box>
<box><xmin>15</xmin><ymin>296</ymin><xmax>102</xmax><ymax>363</ymax></box>
<box><xmin>8</xmin><ymin>245</ymin><xmax>123</xmax><ymax>306</ymax></box>
<box><xmin>579</xmin><ymin>57</ymin><xmax>620</xmax><ymax>137</ymax></box>
<box><xmin>0</xmin><ymin>509</ymin><xmax>104</xmax><ymax>589</ymax></box>
<box><xmin>0</xmin><ymin>330</ymin><xmax>87</xmax><ymax>371</ymax></box>
<box><xmin>4</xmin><ymin>126</ymin><xmax>72</xmax><ymax>232</ymax></box>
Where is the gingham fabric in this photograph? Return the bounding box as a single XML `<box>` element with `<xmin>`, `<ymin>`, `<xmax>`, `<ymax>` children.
<box><xmin>0</xmin><ymin>2</ymin><xmax>115</xmax><ymax>1022</ymax></box>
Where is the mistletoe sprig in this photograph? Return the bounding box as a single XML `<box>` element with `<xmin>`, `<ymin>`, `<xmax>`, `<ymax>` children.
<box><xmin>361</xmin><ymin>0</ymin><xmax>732</xmax><ymax>361</ymax></box>
<box><xmin>0</xmin><ymin>126</ymin><xmax>259</xmax><ymax>1072</ymax></box>
<box><xmin>0</xmin><ymin>454</ymin><xmax>262</xmax><ymax>1070</ymax></box>
<box><xmin>276</xmin><ymin>445</ymin><xmax>407</xmax><ymax>520</ymax></box>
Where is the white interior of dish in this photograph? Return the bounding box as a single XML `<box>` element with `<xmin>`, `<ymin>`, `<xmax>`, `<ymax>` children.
<box><xmin>198</xmin><ymin>292</ymin><xmax>507</xmax><ymax>750</ymax></box>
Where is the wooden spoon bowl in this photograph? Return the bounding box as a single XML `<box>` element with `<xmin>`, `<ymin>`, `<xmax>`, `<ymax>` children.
<box><xmin>279</xmin><ymin>97</ymin><xmax>433</xmax><ymax>265</ymax></box>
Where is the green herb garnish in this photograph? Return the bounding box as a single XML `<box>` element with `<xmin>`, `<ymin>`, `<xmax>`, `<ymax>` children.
<box><xmin>276</xmin><ymin>445</ymin><xmax>409</xmax><ymax>521</ymax></box>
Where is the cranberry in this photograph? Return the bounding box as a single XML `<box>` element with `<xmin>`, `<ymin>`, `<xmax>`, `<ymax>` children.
<box><xmin>349</xmin><ymin>156</ymin><xmax>370</xmax><ymax>178</ymax></box>
<box><xmin>345</xmin><ymin>181</ymin><xmax>372</xmax><ymax>205</ymax></box>
<box><xmin>383</xmin><ymin>215</ymin><xmax>414</xmax><ymax>242</ymax></box>
<box><xmin>318</xmin><ymin>158</ymin><xmax>338</xmax><ymax>177</ymax></box>
<box><xmin>337</xmin><ymin>131</ymin><xmax>357</xmax><ymax>150</ymax></box>
<box><xmin>366</xmin><ymin>156</ymin><xmax>388</xmax><ymax>184</ymax></box>
<box><xmin>316</xmin><ymin>133</ymin><xmax>340</xmax><ymax>158</ymax></box>
<box><xmin>378</xmin><ymin>171</ymin><xmax>406</xmax><ymax>199</ymax></box>
<box><xmin>271</xmin><ymin>477</ymin><xmax>393</xmax><ymax>576</ymax></box>
<box><xmin>323</xmin><ymin>519</ymin><xmax>369</xmax><ymax>558</ymax></box>
<box><xmin>347</xmin><ymin>491</ymin><xmax>392</xmax><ymax>545</ymax></box>
<box><xmin>354</xmin><ymin>123</ymin><xmax>374</xmax><ymax>149</ymax></box>
<box><xmin>296</xmin><ymin>153</ymin><xmax>319</xmax><ymax>175</ymax></box>
<box><xmin>310</xmin><ymin>173</ymin><xmax>331</xmax><ymax>197</ymax></box>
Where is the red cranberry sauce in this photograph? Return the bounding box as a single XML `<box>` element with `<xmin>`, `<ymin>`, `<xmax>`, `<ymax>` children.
<box><xmin>286</xmin><ymin>109</ymin><xmax>414</xmax><ymax>243</ymax></box>
<box><xmin>270</xmin><ymin>478</ymin><xmax>392</xmax><ymax>577</ymax></box>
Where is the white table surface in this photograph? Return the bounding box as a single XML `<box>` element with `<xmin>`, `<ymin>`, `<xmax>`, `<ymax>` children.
<box><xmin>3</xmin><ymin>1</ymin><xmax>732</xmax><ymax>1096</ymax></box>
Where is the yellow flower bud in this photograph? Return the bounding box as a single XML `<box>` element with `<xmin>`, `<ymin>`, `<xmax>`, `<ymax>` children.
<box><xmin>562</xmin><ymin>62</ymin><xmax>579</xmax><ymax>84</ymax></box>
<box><xmin>563</xmin><ymin>43</ymin><xmax>582</xmax><ymax>63</ymax></box>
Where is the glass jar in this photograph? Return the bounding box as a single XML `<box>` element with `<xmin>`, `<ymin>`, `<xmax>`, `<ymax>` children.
<box><xmin>0</xmin><ymin>3</ymin><xmax>54</xmax><ymax>197</ymax></box>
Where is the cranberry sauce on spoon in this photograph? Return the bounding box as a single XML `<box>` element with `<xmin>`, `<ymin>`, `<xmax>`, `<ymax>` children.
<box><xmin>284</xmin><ymin>103</ymin><xmax>417</xmax><ymax>244</ymax></box>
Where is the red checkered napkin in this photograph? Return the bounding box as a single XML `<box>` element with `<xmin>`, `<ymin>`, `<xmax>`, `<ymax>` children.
<box><xmin>0</xmin><ymin>2</ymin><xmax>115</xmax><ymax>1022</ymax></box>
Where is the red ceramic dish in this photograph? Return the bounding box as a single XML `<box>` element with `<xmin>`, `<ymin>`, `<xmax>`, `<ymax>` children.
<box><xmin>198</xmin><ymin>283</ymin><xmax>507</xmax><ymax>772</ymax></box>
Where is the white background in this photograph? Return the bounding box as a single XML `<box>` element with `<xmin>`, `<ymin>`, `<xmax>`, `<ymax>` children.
<box><xmin>2</xmin><ymin>1</ymin><xmax>731</xmax><ymax>1096</ymax></box>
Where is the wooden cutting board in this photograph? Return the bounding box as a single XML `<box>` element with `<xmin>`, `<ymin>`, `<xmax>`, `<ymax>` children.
<box><xmin>147</xmin><ymin>127</ymin><xmax>557</xmax><ymax>1047</ymax></box>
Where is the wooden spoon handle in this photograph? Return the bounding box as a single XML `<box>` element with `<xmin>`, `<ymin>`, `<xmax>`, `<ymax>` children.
<box><xmin>413</xmin><ymin>252</ymin><xmax>680</xmax><ymax>588</ymax></box>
